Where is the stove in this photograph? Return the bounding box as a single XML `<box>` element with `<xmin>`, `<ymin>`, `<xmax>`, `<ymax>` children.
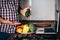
<box><xmin>7</xmin><ymin>33</ymin><xmax>59</xmax><ymax>40</ymax></box>
<box><xmin>14</xmin><ymin>36</ymin><xmax>41</xmax><ymax>40</ymax></box>
<box><xmin>7</xmin><ymin>33</ymin><xmax>41</xmax><ymax>40</ymax></box>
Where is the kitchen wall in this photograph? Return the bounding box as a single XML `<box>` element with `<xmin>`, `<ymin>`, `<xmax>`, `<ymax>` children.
<box><xmin>21</xmin><ymin>0</ymin><xmax>57</xmax><ymax>20</ymax></box>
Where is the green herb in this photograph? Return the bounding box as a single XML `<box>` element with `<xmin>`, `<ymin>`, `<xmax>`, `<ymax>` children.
<box><xmin>25</xmin><ymin>9</ymin><xmax>30</xmax><ymax>17</ymax></box>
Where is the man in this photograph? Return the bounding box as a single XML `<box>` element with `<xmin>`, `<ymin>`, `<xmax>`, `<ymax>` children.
<box><xmin>0</xmin><ymin>0</ymin><xmax>30</xmax><ymax>40</ymax></box>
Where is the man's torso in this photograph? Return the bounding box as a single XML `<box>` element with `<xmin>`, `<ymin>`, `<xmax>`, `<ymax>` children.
<box><xmin>0</xmin><ymin>0</ymin><xmax>20</xmax><ymax>33</ymax></box>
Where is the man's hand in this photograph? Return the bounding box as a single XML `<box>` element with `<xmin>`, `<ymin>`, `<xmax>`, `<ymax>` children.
<box><xmin>11</xmin><ymin>21</ymin><xmax>21</xmax><ymax>25</ymax></box>
<box><xmin>20</xmin><ymin>6</ymin><xmax>30</xmax><ymax>16</ymax></box>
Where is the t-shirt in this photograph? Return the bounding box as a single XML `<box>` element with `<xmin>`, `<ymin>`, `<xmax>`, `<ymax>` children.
<box><xmin>0</xmin><ymin>0</ymin><xmax>21</xmax><ymax>33</ymax></box>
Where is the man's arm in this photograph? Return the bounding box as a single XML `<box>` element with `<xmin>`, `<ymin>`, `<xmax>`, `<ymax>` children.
<box><xmin>0</xmin><ymin>17</ymin><xmax>21</xmax><ymax>25</ymax></box>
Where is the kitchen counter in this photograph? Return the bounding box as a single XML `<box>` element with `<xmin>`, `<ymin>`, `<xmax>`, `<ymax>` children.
<box><xmin>7</xmin><ymin>20</ymin><xmax>57</xmax><ymax>40</ymax></box>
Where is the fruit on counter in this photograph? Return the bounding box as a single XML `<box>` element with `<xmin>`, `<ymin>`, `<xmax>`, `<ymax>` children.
<box><xmin>29</xmin><ymin>23</ymin><xmax>36</xmax><ymax>32</ymax></box>
<box><xmin>16</xmin><ymin>23</ymin><xmax>36</xmax><ymax>33</ymax></box>
<box><xmin>16</xmin><ymin>26</ymin><xmax>23</xmax><ymax>33</ymax></box>
<box><xmin>17</xmin><ymin>26</ymin><xmax>23</xmax><ymax>29</ymax></box>
<box><xmin>23</xmin><ymin>24</ymin><xmax>30</xmax><ymax>33</ymax></box>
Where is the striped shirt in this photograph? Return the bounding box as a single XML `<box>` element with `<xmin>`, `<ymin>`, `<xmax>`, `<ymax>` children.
<box><xmin>0</xmin><ymin>0</ymin><xmax>21</xmax><ymax>33</ymax></box>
